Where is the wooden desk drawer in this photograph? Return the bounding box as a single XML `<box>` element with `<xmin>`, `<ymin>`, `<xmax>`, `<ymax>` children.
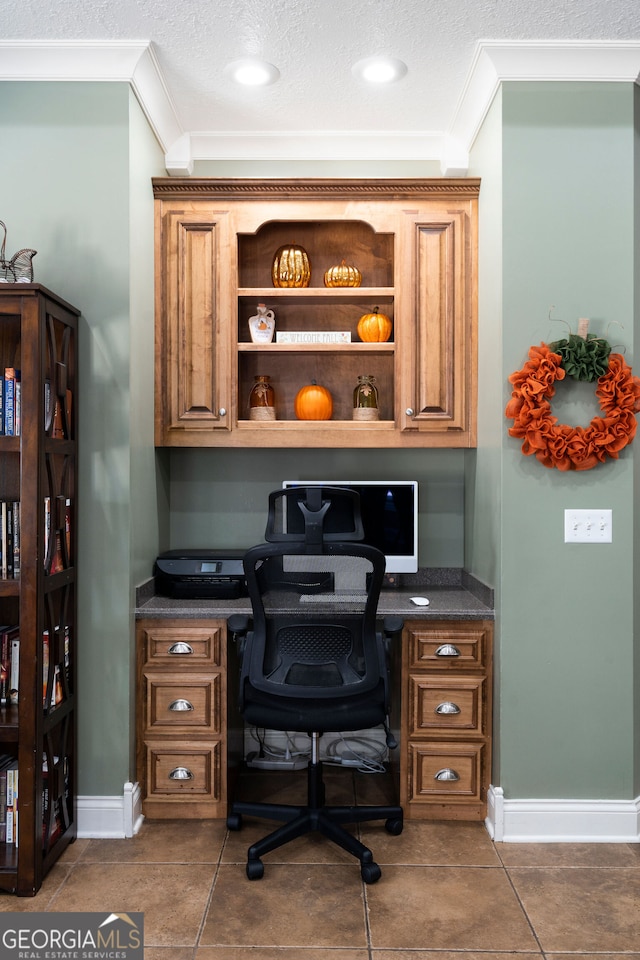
<box><xmin>406</xmin><ymin>622</ymin><xmax>489</xmax><ymax>670</ymax></box>
<box><xmin>408</xmin><ymin>742</ymin><xmax>485</xmax><ymax>803</ymax></box>
<box><xmin>408</xmin><ymin>675</ymin><xmax>486</xmax><ymax>736</ymax></box>
<box><xmin>140</xmin><ymin>620</ymin><xmax>222</xmax><ymax>667</ymax></box>
<box><xmin>144</xmin><ymin>673</ymin><xmax>221</xmax><ymax>734</ymax></box>
<box><xmin>146</xmin><ymin>741</ymin><xmax>221</xmax><ymax>799</ymax></box>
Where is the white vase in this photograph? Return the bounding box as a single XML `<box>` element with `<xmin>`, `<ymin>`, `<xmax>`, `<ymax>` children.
<box><xmin>248</xmin><ymin>304</ymin><xmax>275</xmax><ymax>344</ymax></box>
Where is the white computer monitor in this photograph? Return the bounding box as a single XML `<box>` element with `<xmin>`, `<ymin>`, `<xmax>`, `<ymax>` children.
<box><xmin>282</xmin><ymin>480</ymin><xmax>418</xmax><ymax>573</ymax></box>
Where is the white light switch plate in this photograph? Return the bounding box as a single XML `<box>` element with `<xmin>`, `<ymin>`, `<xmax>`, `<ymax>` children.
<box><xmin>564</xmin><ymin>509</ymin><xmax>612</xmax><ymax>543</ymax></box>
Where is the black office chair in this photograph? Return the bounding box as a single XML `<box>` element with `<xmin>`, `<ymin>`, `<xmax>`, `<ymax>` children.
<box><xmin>227</xmin><ymin>486</ymin><xmax>403</xmax><ymax>883</ymax></box>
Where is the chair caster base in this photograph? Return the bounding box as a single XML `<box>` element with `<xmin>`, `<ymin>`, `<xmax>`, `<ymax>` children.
<box><xmin>360</xmin><ymin>861</ymin><xmax>381</xmax><ymax>884</ymax></box>
<box><xmin>385</xmin><ymin>817</ymin><xmax>403</xmax><ymax>835</ymax></box>
<box><xmin>247</xmin><ymin>858</ymin><xmax>264</xmax><ymax>880</ymax></box>
<box><xmin>227</xmin><ymin>813</ymin><xmax>242</xmax><ymax>831</ymax></box>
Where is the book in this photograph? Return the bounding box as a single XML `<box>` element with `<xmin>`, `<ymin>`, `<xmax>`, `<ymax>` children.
<box><xmin>5</xmin><ymin>501</ymin><xmax>14</xmax><ymax>580</ymax></box>
<box><xmin>11</xmin><ymin>501</ymin><xmax>19</xmax><ymax>578</ymax></box>
<box><xmin>44</xmin><ymin>496</ymin><xmax>50</xmax><ymax>570</ymax></box>
<box><xmin>14</xmin><ymin>378</ymin><xmax>21</xmax><ymax>436</ymax></box>
<box><xmin>9</xmin><ymin>632</ymin><xmax>19</xmax><ymax>703</ymax></box>
<box><xmin>44</xmin><ymin>380</ymin><xmax>54</xmax><ymax>432</ymax></box>
<box><xmin>6</xmin><ymin>762</ymin><xmax>19</xmax><ymax>846</ymax></box>
<box><xmin>0</xmin><ymin>768</ymin><xmax>7</xmax><ymax>843</ymax></box>
<box><xmin>42</xmin><ymin>630</ymin><xmax>50</xmax><ymax>707</ymax></box>
<box><xmin>0</xmin><ymin>627</ymin><xmax>10</xmax><ymax>703</ymax></box>
<box><xmin>3</xmin><ymin>368</ymin><xmax>19</xmax><ymax>436</ymax></box>
<box><xmin>53</xmin><ymin>388</ymin><xmax>72</xmax><ymax>439</ymax></box>
<box><xmin>0</xmin><ymin>502</ymin><xmax>6</xmax><ymax>580</ymax></box>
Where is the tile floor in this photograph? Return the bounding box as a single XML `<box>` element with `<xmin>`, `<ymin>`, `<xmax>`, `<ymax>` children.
<box><xmin>0</xmin><ymin>767</ymin><xmax>638</xmax><ymax>960</ymax></box>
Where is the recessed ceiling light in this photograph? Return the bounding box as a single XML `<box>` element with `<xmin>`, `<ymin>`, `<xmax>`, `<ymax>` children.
<box><xmin>224</xmin><ymin>58</ymin><xmax>280</xmax><ymax>86</ymax></box>
<box><xmin>352</xmin><ymin>56</ymin><xmax>408</xmax><ymax>84</ymax></box>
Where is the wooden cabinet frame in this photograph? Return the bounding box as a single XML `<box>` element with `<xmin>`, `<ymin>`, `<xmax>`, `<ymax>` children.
<box><xmin>154</xmin><ymin>179</ymin><xmax>479</xmax><ymax>448</ymax></box>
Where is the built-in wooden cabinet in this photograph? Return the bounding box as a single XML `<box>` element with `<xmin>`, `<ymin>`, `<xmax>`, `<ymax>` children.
<box><xmin>400</xmin><ymin>620</ymin><xmax>493</xmax><ymax>820</ymax></box>
<box><xmin>0</xmin><ymin>285</ymin><xmax>78</xmax><ymax>895</ymax></box>
<box><xmin>136</xmin><ymin>618</ymin><xmax>232</xmax><ymax>818</ymax></box>
<box><xmin>137</xmin><ymin>613</ymin><xmax>492</xmax><ymax>823</ymax></box>
<box><xmin>153</xmin><ymin>179</ymin><xmax>479</xmax><ymax>448</ymax></box>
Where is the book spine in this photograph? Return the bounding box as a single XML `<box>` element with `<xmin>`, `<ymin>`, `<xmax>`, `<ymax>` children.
<box><xmin>0</xmin><ymin>770</ymin><xmax>7</xmax><ymax>844</ymax></box>
<box><xmin>11</xmin><ymin>501</ymin><xmax>19</xmax><ymax>579</ymax></box>
<box><xmin>42</xmin><ymin>630</ymin><xmax>50</xmax><ymax>707</ymax></box>
<box><xmin>0</xmin><ymin>502</ymin><xmax>6</xmax><ymax>580</ymax></box>
<box><xmin>3</xmin><ymin>369</ymin><xmax>15</xmax><ymax>437</ymax></box>
<box><xmin>14</xmin><ymin>378</ymin><xmax>21</xmax><ymax>436</ymax></box>
<box><xmin>10</xmin><ymin>635</ymin><xmax>19</xmax><ymax>703</ymax></box>
<box><xmin>0</xmin><ymin>631</ymin><xmax>8</xmax><ymax>704</ymax></box>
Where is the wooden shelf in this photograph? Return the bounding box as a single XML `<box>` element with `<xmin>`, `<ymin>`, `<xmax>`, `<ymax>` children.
<box><xmin>0</xmin><ymin>285</ymin><xmax>78</xmax><ymax>896</ymax></box>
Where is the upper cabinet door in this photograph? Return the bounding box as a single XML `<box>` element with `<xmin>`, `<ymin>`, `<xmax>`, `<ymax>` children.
<box><xmin>153</xmin><ymin>179</ymin><xmax>478</xmax><ymax>449</ymax></box>
<box><xmin>155</xmin><ymin>207</ymin><xmax>234</xmax><ymax>445</ymax></box>
<box><xmin>397</xmin><ymin>205</ymin><xmax>477</xmax><ymax>443</ymax></box>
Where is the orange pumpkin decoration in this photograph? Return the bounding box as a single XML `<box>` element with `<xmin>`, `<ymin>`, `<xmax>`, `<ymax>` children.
<box><xmin>294</xmin><ymin>380</ymin><xmax>333</xmax><ymax>420</ymax></box>
<box><xmin>357</xmin><ymin>307</ymin><xmax>392</xmax><ymax>343</ymax></box>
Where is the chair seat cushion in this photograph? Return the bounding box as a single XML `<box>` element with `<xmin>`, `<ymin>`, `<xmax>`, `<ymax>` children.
<box><xmin>242</xmin><ymin>678</ymin><xmax>387</xmax><ymax>733</ymax></box>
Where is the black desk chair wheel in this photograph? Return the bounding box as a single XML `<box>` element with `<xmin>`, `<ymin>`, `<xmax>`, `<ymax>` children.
<box><xmin>227</xmin><ymin>487</ymin><xmax>403</xmax><ymax>883</ymax></box>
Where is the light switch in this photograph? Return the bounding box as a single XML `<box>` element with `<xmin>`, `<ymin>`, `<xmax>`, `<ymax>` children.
<box><xmin>564</xmin><ymin>509</ymin><xmax>612</xmax><ymax>543</ymax></box>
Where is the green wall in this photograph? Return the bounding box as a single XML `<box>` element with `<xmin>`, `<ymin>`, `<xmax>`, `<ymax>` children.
<box><xmin>167</xmin><ymin>448</ymin><xmax>465</xmax><ymax>568</ymax></box>
<box><xmin>2</xmin><ymin>78</ymin><xmax>638</xmax><ymax>809</ymax></box>
<box><xmin>470</xmin><ymin>82</ymin><xmax>639</xmax><ymax>800</ymax></box>
<box><xmin>0</xmin><ymin>83</ymin><xmax>165</xmax><ymax>796</ymax></box>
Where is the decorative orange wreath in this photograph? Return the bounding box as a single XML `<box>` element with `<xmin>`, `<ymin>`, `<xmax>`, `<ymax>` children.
<box><xmin>506</xmin><ymin>336</ymin><xmax>640</xmax><ymax>471</ymax></box>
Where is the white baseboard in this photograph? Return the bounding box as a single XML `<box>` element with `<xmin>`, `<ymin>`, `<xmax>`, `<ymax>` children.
<box><xmin>77</xmin><ymin>782</ymin><xmax>143</xmax><ymax>839</ymax></box>
<box><xmin>486</xmin><ymin>785</ymin><xmax>640</xmax><ymax>842</ymax></box>
<box><xmin>77</xmin><ymin>781</ymin><xmax>640</xmax><ymax>844</ymax></box>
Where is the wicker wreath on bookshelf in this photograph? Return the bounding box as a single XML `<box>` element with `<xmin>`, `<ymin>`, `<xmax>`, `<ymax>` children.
<box><xmin>505</xmin><ymin>326</ymin><xmax>640</xmax><ymax>471</ymax></box>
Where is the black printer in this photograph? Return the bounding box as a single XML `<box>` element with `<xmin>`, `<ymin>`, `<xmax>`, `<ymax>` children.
<box><xmin>154</xmin><ymin>549</ymin><xmax>247</xmax><ymax>600</ymax></box>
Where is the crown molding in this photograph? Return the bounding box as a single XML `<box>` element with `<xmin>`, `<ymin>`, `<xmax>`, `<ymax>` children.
<box><xmin>0</xmin><ymin>40</ymin><xmax>183</xmax><ymax>155</ymax></box>
<box><xmin>2</xmin><ymin>40</ymin><xmax>640</xmax><ymax>176</ymax></box>
<box><xmin>448</xmin><ymin>40</ymin><xmax>640</xmax><ymax>161</ymax></box>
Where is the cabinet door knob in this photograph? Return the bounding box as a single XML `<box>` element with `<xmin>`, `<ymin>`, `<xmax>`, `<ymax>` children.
<box><xmin>434</xmin><ymin>768</ymin><xmax>460</xmax><ymax>781</ymax></box>
<box><xmin>218</xmin><ymin>407</ymin><xmax>227</xmax><ymax>417</ymax></box>
<box><xmin>168</xmin><ymin>698</ymin><xmax>194</xmax><ymax>712</ymax></box>
<box><xmin>435</xmin><ymin>701</ymin><xmax>461</xmax><ymax>715</ymax></box>
<box><xmin>168</xmin><ymin>641</ymin><xmax>194</xmax><ymax>655</ymax></box>
<box><xmin>405</xmin><ymin>407</ymin><xmax>414</xmax><ymax>416</ymax></box>
<box><xmin>435</xmin><ymin>643</ymin><xmax>461</xmax><ymax>658</ymax></box>
<box><xmin>168</xmin><ymin>766</ymin><xmax>194</xmax><ymax>780</ymax></box>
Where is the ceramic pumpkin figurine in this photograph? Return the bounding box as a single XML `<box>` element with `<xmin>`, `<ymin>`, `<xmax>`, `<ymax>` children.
<box><xmin>294</xmin><ymin>381</ymin><xmax>333</xmax><ymax>420</ymax></box>
<box><xmin>357</xmin><ymin>307</ymin><xmax>393</xmax><ymax>343</ymax></box>
<box><xmin>324</xmin><ymin>259</ymin><xmax>362</xmax><ymax>288</ymax></box>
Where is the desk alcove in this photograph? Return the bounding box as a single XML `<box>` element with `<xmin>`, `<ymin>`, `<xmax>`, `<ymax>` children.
<box><xmin>135</xmin><ymin>578</ymin><xmax>493</xmax><ymax>822</ymax></box>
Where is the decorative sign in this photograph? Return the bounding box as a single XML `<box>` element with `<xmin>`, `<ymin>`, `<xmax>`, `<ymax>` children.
<box><xmin>276</xmin><ymin>331</ymin><xmax>351</xmax><ymax>344</ymax></box>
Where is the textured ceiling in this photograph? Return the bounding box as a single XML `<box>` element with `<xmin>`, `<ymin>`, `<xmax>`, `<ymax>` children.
<box><xmin>2</xmin><ymin>0</ymin><xmax>640</xmax><ymax>171</ymax></box>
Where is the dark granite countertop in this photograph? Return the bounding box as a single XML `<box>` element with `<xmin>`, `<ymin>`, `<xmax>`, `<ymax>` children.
<box><xmin>135</xmin><ymin>568</ymin><xmax>494</xmax><ymax>622</ymax></box>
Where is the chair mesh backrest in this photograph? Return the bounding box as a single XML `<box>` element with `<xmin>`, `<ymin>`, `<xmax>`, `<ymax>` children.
<box><xmin>243</xmin><ymin>541</ymin><xmax>385</xmax><ymax>700</ymax></box>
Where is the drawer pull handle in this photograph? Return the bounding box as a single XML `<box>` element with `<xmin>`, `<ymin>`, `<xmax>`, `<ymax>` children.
<box><xmin>435</xmin><ymin>643</ymin><xmax>461</xmax><ymax>658</ymax></box>
<box><xmin>169</xmin><ymin>699</ymin><xmax>194</xmax><ymax>712</ymax></box>
<box><xmin>168</xmin><ymin>642</ymin><xmax>194</xmax><ymax>655</ymax></box>
<box><xmin>168</xmin><ymin>766</ymin><xmax>194</xmax><ymax>781</ymax></box>
<box><xmin>434</xmin><ymin>767</ymin><xmax>460</xmax><ymax>782</ymax></box>
<box><xmin>435</xmin><ymin>701</ymin><xmax>461</xmax><ymax>715</ymax></box>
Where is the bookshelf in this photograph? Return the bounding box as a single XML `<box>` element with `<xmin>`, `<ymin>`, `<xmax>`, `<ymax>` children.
<box><xmin>0</xmin><ymin>284</ymin><xmax>78</xmax><ymax>896</ymax></box>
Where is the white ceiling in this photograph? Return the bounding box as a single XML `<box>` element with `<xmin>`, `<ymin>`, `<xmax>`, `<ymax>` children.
<box><xmin>2</xmin><ymin>0</ymin><xmax>640</xmax><ymax>175</ymax></box>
